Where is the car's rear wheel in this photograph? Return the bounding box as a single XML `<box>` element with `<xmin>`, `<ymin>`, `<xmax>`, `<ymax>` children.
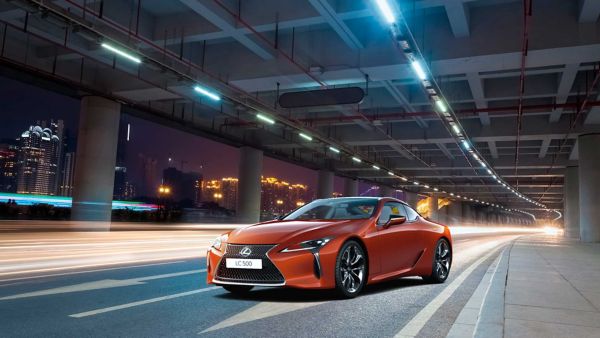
<box><xmin>222</xmin><ymin>284</ymin><xmax>254</xmax><ymax>294</ymax></box>
<box><xmin>335</xmin><ymin>240</ymin><xmax>366</xmax><ymax>298</ymax></box>
<box><xmin>423</xmin><ymin>238</ymin><xmax>452</xmax><ymax>283</ymax></box>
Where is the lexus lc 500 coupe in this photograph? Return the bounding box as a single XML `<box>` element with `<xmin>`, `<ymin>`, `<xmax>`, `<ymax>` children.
<box><xmin>206</xmin><ymin>197</ymin><xmax>452</xmax><ymax>298</ymax></box>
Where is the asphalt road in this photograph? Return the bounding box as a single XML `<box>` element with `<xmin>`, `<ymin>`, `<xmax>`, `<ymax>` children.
<box><xmin>0</xmin><ymin>228</ymin><xmax>534</xmax><ymax>338</ymax></box>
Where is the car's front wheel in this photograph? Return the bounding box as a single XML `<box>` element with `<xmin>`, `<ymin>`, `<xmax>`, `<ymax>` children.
<box><xmin>222</xmin><ymin>284</ymin><xmax>254</xmax><ymax>294</ymax></box>
<box><xmin>423</xmin><ymin>238</ymin><xmax>452</xmax><ymax>283</ymax></box>
<box><xmin>334</xmin><ymin>240</ymin><xmax>367</xmax><ymax>298</ymax></box>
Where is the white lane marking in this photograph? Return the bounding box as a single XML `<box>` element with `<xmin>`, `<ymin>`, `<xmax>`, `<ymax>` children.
<box><xmin>69</xmin><ymin>286</ymin><xmax>220</xmax><ymax>318</ymax></box>
<box><xmin>0</xmin><ymin>261</ymin><xmax>186</xmax><ymax>283</ymax></box>
<box><xmin>0</xmin><ymin>269</ymin><xmax>206</xmax><ymax>300</ymax></box>
<box><xmin>0</xmin><ymin>257</ymin><xmax>201</xmax><ymax>281</ymax></box>
<box><xmin>393</xmin><ymin>244</ymin><xmax>506</xmax><ymax>338</ymax></box>
<box><xmin>200</xmin><ymin>300</ymin><xmax>328</xmax><ymax>334</ymax></box>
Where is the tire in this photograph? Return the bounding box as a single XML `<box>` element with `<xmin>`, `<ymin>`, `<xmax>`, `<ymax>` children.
<box><xmin>423</xmin><ymin>238</ymin><xmax>452</xmax><ymax>283</ymax></box>
<box><xmin>334</xmin><ymin>240</ymin><xmax>367</xmax><ymax>298</ymax></box>
<box><xmin>222</xmin><ymin>284</ymin><xmax>254</xmax><ymax>294</ymax></box>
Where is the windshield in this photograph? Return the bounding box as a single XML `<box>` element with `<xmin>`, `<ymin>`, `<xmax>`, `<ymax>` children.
<box><xmin>283</xmin><ymin>198</ymin><xmax>379</xmax><ymax>220</ymax></box>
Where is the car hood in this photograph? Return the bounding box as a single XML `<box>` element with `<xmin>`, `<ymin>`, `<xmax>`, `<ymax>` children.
<box><xmin>226</xmin><ymin>219</ymin><xmax>356</xmax><ymax>245</ymax></box>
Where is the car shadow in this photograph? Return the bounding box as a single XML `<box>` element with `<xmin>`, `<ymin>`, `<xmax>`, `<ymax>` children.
<box><xmin>215</xmin><ymin>277</ymin><xmax>428</xmax><ymax>302</ymax></box>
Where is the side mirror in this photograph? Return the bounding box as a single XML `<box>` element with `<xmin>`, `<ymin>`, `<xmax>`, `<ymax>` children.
<box><xmin>388</xmin><ymin>216</ymin><xmax>407</xmax><ymax>227</ymax></box>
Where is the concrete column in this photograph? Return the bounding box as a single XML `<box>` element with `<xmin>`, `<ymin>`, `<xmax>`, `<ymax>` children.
<box><xmin>429</xmin><ymin>193</ymin><xmax>439</xmax><ymax>222</ymax></box>
<box><xmin>343</xmin><ymin>178</ymin><xmax>358</xmax><ymax>197</ymax></box>
<box><xmin>579</xmin><ymin>134</ymin><xmax>600</xmax><ymax>242</ymax></box>
<box><xmin>317</xmin><ymin>170</ymin><xmax>334</xmax><ymax>199</ymax></box>
<box><xmin>448</xmin><ymin>201</ymin><xmax>462</xmax><ymax>225</ymax></box>
<box><xmin>379</xmin><ymin>186</ymin><xmax>395</xmax><ymax>197</ymax></box>
<box><xmin>404</xmin><ymin>191</ymin><xmax>419</xmax><ymax>209</ymax></box>
<box><xmin>564</xmin><ymin>166</ymin><xmax>580</xmax><ymax>238</ymax></box>
<box><xmin>72</xmin><ymin>97</ymin><xmax>121</xmax><ymax>224</ymax></box>
<box><xmin>462</xmin><ymin>203</ymin><xmax>471</xmax><ymax>224</ymax></box>
<box><xmin>236</xmin><ymin>147</ymin><xmax>263</xmax><ymax>223</ymax></box>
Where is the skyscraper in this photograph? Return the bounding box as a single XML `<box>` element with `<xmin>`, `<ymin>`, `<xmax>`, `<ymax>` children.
<box><xmin>113</xmin><ymin>118</ymin><xmax>130</xmax><ymax>199</ymax></box>
<box><xmin>16</xmin><ymin>124</ymin><xmax>62</xmax><ymax>195</ymax></box>
<box><xmin>58</xmin><ymin>151</ymin><xmax>76</xmax><ymax>196</ymax></box>
<box><xmin>0</xmin><ymin>141</ymin><xmax>18</xmax><ymax>193</ymax></box>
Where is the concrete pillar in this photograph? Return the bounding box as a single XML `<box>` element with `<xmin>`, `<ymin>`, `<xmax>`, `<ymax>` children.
<box><xmin>404</xmin><ymin>191</ymin><xmax>419</xmax><ymax>209</ymax></box>
<box><xmin>236</xmin><ymin>147</ymin><xmax>263</xmax><ymax>223</ymax></box>
<box><xmin>462</xmin><ymin>203</ymin><xmax>471</xmax><ymax>224</ymax></box>
<box><xmin>429</xmin><ymin>193</ymin><xmax>439</xmax><ymax>222</ymax></box>
<box><xmin>317</xmin><ymin>170</ymin><xmax>334</xmax><ymax>199</ymax></box>
<box><xmin>564</xmin><ymin>166</ymin><xmax>580</xmax><ymax>238</ymax></box>
<box><xmin>579</xmin><ymin>134</ymin><xmax>600</xmax><ymax>242</ymax></box>
<box><xmin>72</xmin><ymin>96</ymin><xmax>121</xmax><ymax>224</ymax></box>
<box><xmin>379</xmin><ymin>185</ymin><xmax>395</xmax><ymax>197</ymax></box>
<box><xmin>343</xmin><ymin>178</ymin><xmax>358</xmax><ymax>197</ymax></box>
<box><xmin>448</xmin><ymin>201</ymin><xmax>463</xmax><ymax>225</ymax></box>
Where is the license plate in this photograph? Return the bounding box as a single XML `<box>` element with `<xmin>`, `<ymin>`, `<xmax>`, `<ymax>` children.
<box><xmin>226</xmin><ymin>258</ymin><xmax>263</xmax><ymax>269</ymax></box>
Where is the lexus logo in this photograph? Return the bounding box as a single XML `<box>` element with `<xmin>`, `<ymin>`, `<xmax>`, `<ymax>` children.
<box><xmin>240</xmin><ymin>246</ymin><xmax>252</xmax><ymax>257</ymax></box>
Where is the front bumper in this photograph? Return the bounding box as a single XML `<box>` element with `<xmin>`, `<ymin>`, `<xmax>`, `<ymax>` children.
<box><xmin>206</xmin><ymin>243</ymin><xmax>337</xmax><ymax>289</ymax></box>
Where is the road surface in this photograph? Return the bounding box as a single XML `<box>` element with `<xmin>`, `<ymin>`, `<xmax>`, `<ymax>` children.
<box><xmin>0</xmin><ymin>227</ymin><xmax>538</xmax><ymax>337</ymax></box>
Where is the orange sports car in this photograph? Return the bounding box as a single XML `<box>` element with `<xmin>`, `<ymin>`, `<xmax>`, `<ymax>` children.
<box><xmin>206</xmin><ymin>197</ymin><xmax>452</xmax><ymax>298</ymax></box>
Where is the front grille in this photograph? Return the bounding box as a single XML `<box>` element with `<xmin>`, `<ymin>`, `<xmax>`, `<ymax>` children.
<box><xmin>215</xmin><ymin>244</ymin><xmax>285</xmax><ymax>285</ymax></box>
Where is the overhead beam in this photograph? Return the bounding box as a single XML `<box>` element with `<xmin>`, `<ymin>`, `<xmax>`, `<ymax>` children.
<box><xmin>231</xmin><ymin>44</ymin><xmax>600</xmax><ymax>92</ymax></box>
<box><xmin>466</xmin><ymin>73</ymin><xmax>490</xmax><ymax>125</ymax></box>
<box><xmin>307</xmin><ymin>0</ymin><xmax>362</xmax><ymax>50</ymax></box>
<box><xmin>487</xmin><ymin>141</ymin><xmax>498</xmax><ymax>159</ymax></box>
<box><xmin>445</xmin><ymin>0</ymin><xmax>470</xmax><ymax>38</ymax></box>
<box><xmin>382</xmin><ymin>80</ymin><xmax>428</xmax><ymax>128</ymax></box>
<box><xmin>437</xmin><ymin>143</ymin><xmax>455</xmax><ymax>159</ymax></box>
<box><xmin>539</xmin><ymin>138</ymin><xmax>552</xmax><ymax>158</ymax></box>
<box><xmin>579</xmin><ymin>0</ymin><xmax>600</xmax><ymax>22</ymax></box>
<box><xmin>549</xmin><ymin>64</ymin><xmax>579</xmax><ymax>122</ymax></box>
<box><xmin>177</xmin><ymin>0</ymin><xmax>274</xmax><ymax>60</ymax></box>
<box><xmin>569</xmin><ymin>139</ymin><xmax>579</xmax><ymax>160</ymax></box>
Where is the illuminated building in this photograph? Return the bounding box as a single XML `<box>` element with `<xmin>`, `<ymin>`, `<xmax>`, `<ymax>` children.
<box><xmin>59</xmin><ymin>152</ymin><xmax>76</xmax><ymax>196</ymax></box>
<box><xmin>201</xmin><ymin>176</ymin><xmax>310</xmax><ymax>214</ymax></box>
<box><xmin>261</xmin><ymin>177</ymin><xmax>309</xmax><ymax>215</ymax></box>
<box><xmin>16</xmin><ymin>124</ymin><xmax>62</xmax><ymax>195</ymax></box>
<box><xmin>202</xmin><ymin>178</ymin><xmax>238</xmax><ymax>210</ymax></box>
<box><xmin>0</xmin><ymin>142</ymin><xmax>18</xmax><ymax>193</ymax></box>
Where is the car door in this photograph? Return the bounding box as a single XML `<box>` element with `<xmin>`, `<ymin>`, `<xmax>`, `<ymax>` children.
<box><xmin>375</xmin><ymin>202</ymin><xmax>424</xmax><ymax>275</ymax></box>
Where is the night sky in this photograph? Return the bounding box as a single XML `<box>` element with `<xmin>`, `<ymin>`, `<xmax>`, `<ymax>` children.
<box><xmin>0</xmin><ymin>75</ymin><xmax>361</xmax><ymax>195</ymax></box>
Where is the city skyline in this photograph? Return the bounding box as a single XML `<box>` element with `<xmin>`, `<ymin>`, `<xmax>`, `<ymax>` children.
<box><xmin>0</xmin><ymin>76</ymin><xmax>360</xmax><ymax>202</ymax></box>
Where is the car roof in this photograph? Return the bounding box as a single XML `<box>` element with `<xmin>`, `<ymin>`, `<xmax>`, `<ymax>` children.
<box><xmin>315</xmin><ymin>196</ymin><xmax>410</xmax><ymax>206</ymax></box>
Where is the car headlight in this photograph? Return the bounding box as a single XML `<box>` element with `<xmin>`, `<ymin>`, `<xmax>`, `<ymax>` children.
<box><xmin>281</xmin><ymin>237</ymin><xmax>332</xmax><ymax>252</ymax></box>
<box><xmin>211</xmin><ymin>234</ymin><xmax>228</xmax><ymax>251</ymax></box>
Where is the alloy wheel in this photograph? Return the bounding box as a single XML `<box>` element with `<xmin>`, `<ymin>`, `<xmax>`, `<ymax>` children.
<box><xmin>339</xmin><ymin>243</ymin><xmax>366</xmax><ymax>294</ymax></box>
<box><xmin>434</xmin><ymin>240</ymin><xmax>451</xmax><ymax>280</ymax></box>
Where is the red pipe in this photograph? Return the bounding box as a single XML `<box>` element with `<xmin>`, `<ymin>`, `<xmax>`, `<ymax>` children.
<box><xmin>295</xmin><ymin>101</ymin><xmax>600</xmax><ymax>124</ymax></box>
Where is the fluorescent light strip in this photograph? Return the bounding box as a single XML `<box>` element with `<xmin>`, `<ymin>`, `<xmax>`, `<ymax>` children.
<box><xmin>435</xmin><ymin>99</ymin><xmax>448</xmax><ymax>113</ymax></box>
<box><xmin>256</xmin><ymin>113</ymin><xmax>275</xmax><ymax>124</ymax></box>
<box><xmin>193</xmin><ymin>86</ymin><xmax>221</xmax><ymax>101</ymax></box>
<box><xmin>329</xmin><ymin>146</ymin><xmax>340</xmax><ymax>153</ymax></box>
<box><xmin>352</xmin><ymin>157</ymin><xmax>362</xmax><ymax>163</ymax></box>
<box><xmin>411</xmin><ymin>60</ymin><xmax>427</xmax><ymax>80</ymax></box>
<box><xmin>372</xmin><ymin>165</ymin><xmax>380</xmax><ymax>170</ymax></box>
<box><xmin>101</xmin><ymin>43</ymin><xmax>142</xmax><ymax>63</ymax></box>
<box><xmin>462</xmin><ymin>140</ymin><xmax>470</xmax><ymax>150</ymax></box>
<box><xmin>400</xmin><ymin>177</ymin><xmax>408</xmax><ymax>182</ymax></box>
<box><xmin>388</xmin><ymin>171</ymin><xmax>395</xmax><ymax>176</ymax></box>
<box><xmin>451</xmin><ymin>124</ymin><xmax>461</xmax><ymax>135</ymax></box>
<box><xmin>298</xmin><ymin>133</ymin><xmax>313</xmax><ymax>141</ymax></box>
<box><xmin>375</xmin><ymin>0</ymin><xmax>396</xmax><ymax>23</ymax></box>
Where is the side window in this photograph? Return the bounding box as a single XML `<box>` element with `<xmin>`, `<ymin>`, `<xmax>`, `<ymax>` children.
<box><xmin>403</xmin><ymin>205</ymin><xmax>420</xmax><ymax>221</ymax></box>
<box><xmin>384</xmin><ymin>202</ymin><xmax>408</xmax><ymax>219</ymax></box>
